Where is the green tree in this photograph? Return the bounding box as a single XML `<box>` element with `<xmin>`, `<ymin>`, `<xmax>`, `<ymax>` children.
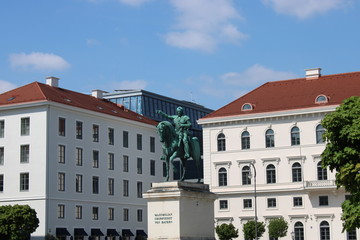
<box><xmin>215</xmin><ymin>223</ymin><xmax>239</xmax><ymax>240</ymax></box>
<box><xmin>0</xmin><ymin>204</ymin><xmax>39</xmax><ymax>240</ymax></box>
<box><xmin>321</xmin><ymin>96</ymin><xmax>360</xmax><ymax>231</ymax></box>
<box><xmin>267</xmin><ymin>217</ymin><xmax>288</xmax><ymax>239</ymax></box>
<box><xmin>243</xmin><ymin>220</ymin><xmax>265</xmax><ymax>240</ymax></box>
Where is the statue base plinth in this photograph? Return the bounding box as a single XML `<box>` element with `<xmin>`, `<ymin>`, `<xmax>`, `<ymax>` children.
<box><xmin>143</xmin><ymin>181</ymin><xmax>216</xmax><ymax>240</ymax></box>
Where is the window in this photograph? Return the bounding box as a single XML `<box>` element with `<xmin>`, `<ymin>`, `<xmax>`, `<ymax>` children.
<box><xmin>108</xmin><ymin>208</ymin><xmax>114</xmax><ymax>221</ymax></box>
<box><xmin>265</xmin><ymin>129</ymin><xmax>275</xmax><ymax>148</ymax></box>
<box><xmin>123</xmin><ymin>180</ymin><xmax>129</xmax><ymax>197</ymax></box>
<box><xmin>58</xmin><ymin>145</ymin><xmax>65</xmax><ymax>164</ymax></box>
<box><xmin>123</xmin><ymin>131</ymin><xmax>129</xmax><ymax>148</ymax></box>
<box><xmin>293</xmin><ymin>197</ymin><xmax>303</xmax><ymax>207</ymax></box>
<box><xmin>93</xmin><ymin>150</ymin><xmax>99</xmax><ymax>168</ymax></box>
<box><xmin>316</xmin><ymin>124</ymin><xmax>325</xmax><ymax>144</ymax></box>
<box><xmin>242</xmin><ymin>103</ymin><xmax>253</xmax><ymax>111</ymax></box>
<box><xmin>58</xmin><ymin>173</ymin><xmax>65</xmax><ymax>191</ymax></box>
<box><xmin>163</xmin><ymin>162</ymin><xmax>167</xmax><ymax>177</ymax></box>
<box><xmin>137</xmin><ymin>209</ymin><xmax>143</xmax><ymax>222</ymax></box>
<box><xmin>320</xmin><ymin>221</ymin><xmax>330</xmax><ymax>240</ymax></box>
<box><xmin>317</xmin><ymin>161</ymin><xmax>328</xmax><ymax>180</ymax></box>
<box><xmin>267</xmin><ymin>198</ymin><xmax>276</xmax><ymax>208</ymax></box>
<box><xmin>218</xmin><ymin>167</ymin><xmax>227</xmax><ymax>186</ymax></box>
<box><xmin>137</xmin><ymin>181</ymin><xmax>143</xmax><ymax>198</ymax></box>
<box><xmin>0</xmin><ymin>120</ymin><xmax>4</xmax><ymax>138</ymax></box>
<box><xmin>243</xmin><ymin>199</ymin><xmax>252</xmax><ymax>209</ymax></box>
<box><xmin>137</xmin><ymin>158</ymin><xmax>142</xmax><ymax>174</ymax></box>
<box><xmin>241</xmin><ymin>131</ymin><xmax>250</xmax><ymax>149</ymax></box>
<box><xmin>21</xmin><ymin>117</ymin><xmax>30</xmax><ymax>136</ymax></box>
<box><xmin>294</xmin><ymin>222</ymin><xmax>304</xmax><ymax>240</ymax></box>
<box><xmin>347</xmin><ymin>229</ymin><xmax>357</xmax><ymax>240</ymax></box>
<box><xmin>316</xmin><ymin>95</ymin><xmax>328</xmax><ymax>103</ymax></box>
<box><xmin>219</xmin><ymin>200</ymin><xmax>228</xmax><ymax>210</ymax></box>
<box><xmin>291</xmin><ymin>126</ymin><xmax>300</xmax><ymax>145</ymax></box>
<box><xmin>76</xmin><ymin>147</ymin><xmax>83</xmax><ymax>166</ymax></box>
<box><xmin>319</xmin><ymin>196</ymin><xmax>329</xmax><ymax>206</ymax></box>
<box><xmin>20</xmin><ymin>173</ymin><xmax>29</xmax><ymax>191</ymax></box>
<box><xmin>108</xmin><ymin>128</ymin><xmax>114</xmax><ymax>145</ymax></box>
<box><xmin>123</xmin><ymin>155</ymin><xmax>129</xmax><ymax>172</ymax></box>
<box><xmin>93</xmin><ymin>125</ymin><xmax>99</xmax><ymax>142</ymax></box>
<box><xmin>266</xmin><ymin>164</ymin><xmax>276</xmax><ymax>184</ymax></box>
<box><xmin>150</xmin><ymin>137</ymin><xmax>155</xmax><ymax>152</ymax></box>
<box><xmin>292</xmin><ymin>162</ymin><xmax>302</xmax><ymax>182</ymax></box>
<box><xmin>137</xmin><ymin>134</ymin><xmax>142</xmax><ymax>150</ymax></box>
<box><xmin>75</xmin><ymin>205</ymin><xmax>82</xmax><ymax>219</ymax></box>
<box><xmin>123</xmin><ymin>208</ymin><xmax>129</xmax><ymax>221</ymax></box>
<box><xmin>58</xmin><ymin>117</ymin><xmax>65</xmax><ymax>136</ymax></box>
<box><xmin>150</xmin><ymin>160</ymin><xmax>156</xmax><ymax>176</ymax></box>
<box><xmin>0</xmin><ymin>147</ymin><xmax>3</xmax><ymax>165</ymax></box>
<box><xmin>76</xmin><ymin>174</ymin><xmax>83</xmax><ymax>193</ymax></box>
<box><xmin>20</xmin><ymin>145</ymin><xmax>29</xmax><ymax>163</ymax></box>
<box><xmin>108</xmin><ymin>178</ymin><xmax>114</xmax><ymax>195</ymax></box>
<box><xmin>92</xmin><ymin>207</ymin><xmax>99</xmax><ymax>220</ymax></box>
<box><xmin>92</xmin><ymin>176</ymin><xmax>99</xmax><ymax>194</ymax></box>
<box><xmin>0</xmin><ymin>174</ymin><xmax>4</xmax><ymax>192</ymax></box>
<box><xmin>76</xmin><ymin>121</ymin><xmax>83</xmax><ymax>139</ymax></box>
<box><xmin>217</xmin><ymin>133</ymin><xmax>226</xmax><ymax>151</ymax></box>
<box><xmin>58</xmin><ymin>204</ymin><xmax>65</xmax><ymax>219</ymax></box>
<box><xmin>242</xmin><ymin>166</ymin><xmax>251</xmax><ymax>185</ymax></box>
<box><xmin>108</xmin><ymin>153</ymin><xmax>114</xmax><ymax>170</ymax></box>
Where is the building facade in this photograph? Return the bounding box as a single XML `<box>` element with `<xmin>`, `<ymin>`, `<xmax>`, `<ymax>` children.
<box><xmin>0</xmin><ymin>78</ymin><xmax>164</xmax><ymax>240</ymax></box>
<box><xmin>198</xmin><ymin>69</ymin><xmax>360</xmax><ymax>240</ymax></box>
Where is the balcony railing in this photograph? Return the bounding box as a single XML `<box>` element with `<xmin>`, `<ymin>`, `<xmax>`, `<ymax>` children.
<box><xmin>305</xmin><ymin>180</ymin><xmax>336</xmax><ymax>189</ymax></box>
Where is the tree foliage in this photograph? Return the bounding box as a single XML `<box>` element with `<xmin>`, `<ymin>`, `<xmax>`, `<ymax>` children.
<box><xmin>0</xmin><ymin>205</ymin><xmax>39</xmax><ymax>240</ymax></box>
<box><xmin>267</xmin><ymin>217</ymin><xmax>288</xmax><ymax>238</ymax></box>
<box><xmin>321</xmin><ymin>96</ymin><xmax>360</xmax><ymax>230</ymax></box>
<box><xmin>215</xmin><ymin>223</ymin><xmax>239</xmax><ymax>240</ymax></box>
<box><xmin>243</xmin><ymin>220</ymin><xmax>265</xmax><ymax>240</ymax></box>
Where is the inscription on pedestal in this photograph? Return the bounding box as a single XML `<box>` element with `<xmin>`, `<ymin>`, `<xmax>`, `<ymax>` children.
<box><xmin>154</xmin><ymin>213</ymin><xmax>173</xmax><ymax>224</ymax></box>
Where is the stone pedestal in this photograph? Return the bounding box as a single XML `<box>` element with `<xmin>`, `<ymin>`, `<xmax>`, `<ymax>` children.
<box><xmin>143</xmin><ymin>181</ymin><xmax>216</xmax><ymax>240</ymax></box>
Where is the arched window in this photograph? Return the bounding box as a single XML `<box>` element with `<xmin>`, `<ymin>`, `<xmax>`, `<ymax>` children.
<box><xmin>242</xmin><ymin>103</ymin><xmax>253</xmax><ymax>111</ymax></box>
<box><xmin>265</xmin><ymin>129</ymin><xmax>275</xmax><ymax>148</ymax></box>
<box><xmin>292</xmin><ymin>162</ymin><xmax>302</xmax><ymax>182</ymax></box>
<box><xmin>217</xmin><ymin>133</ymin><xmax>226</xmax><ymax>151</ymax></box>
<box><xmin>316</xmin><ymin>95</ymin><xmax>328</xmax><ymax>103</ymax></box>
<box><xmin>294</xmin><ymin>222</ymin><xmax>304</xmax><ymax>240</ymax></box>
<box><xmin>266</xmin><ymin>164</ymin><xmax>276</xmax><ymax>184</ymax></box>
<box><xmin>317</xmin><ymin>161</ymin><xmax>328</xmax><ymax>180</ymax></box>
<box><xmin>242</xmin><ymin>166</ymin><xmax>251</xmax><ymax>185</ymax></box>
<box><xmin>218</xmin><ymin>168</ymin><xmax>227</xmax><ymax>186</ymax></box>
<box><xmin>316</xmin><ymin>124</ymin><xmax>325</xmax><ymax>144</ymax></box>
<box><xmin>291</xmin><ymin>126</ymin><xmax>300</xmax><ymax>145</ymax></box>
<box><xmin>320</xmin><ymin>221</ymin><xmax>330</xmax><ymax>240</ymax></box>
<box><xmin>241</xmin><ymin>131</ymin><xmax>250</xmax><ymax>149</ymax></box>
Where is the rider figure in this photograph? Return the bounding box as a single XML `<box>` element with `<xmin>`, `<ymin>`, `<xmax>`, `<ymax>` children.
<box><xmin>157</xmin><ymin>107</ymin><xmax>192</xmax><ymax>158</ymax></box>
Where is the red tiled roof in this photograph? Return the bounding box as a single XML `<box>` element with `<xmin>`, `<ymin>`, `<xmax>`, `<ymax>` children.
<box><xmin>204</xmin><ymin>71</ymin><xmax>360</xmax><ymax>119</ymax></box>
<box><xmin>0</xmin><ymin>82</ymin><xmax>158</xmax><ymax>126</ymax></box>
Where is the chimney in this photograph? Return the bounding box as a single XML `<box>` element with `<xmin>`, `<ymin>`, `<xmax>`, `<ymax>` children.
<box><xmin>46</xmin><ymin>76</ymin><xmax>59</xmax><ymax>87</ymax></box>
<box><xmin>305</xmin><ymin>68</ymin><xmax>321</xmax><ymax>79</ymax></box>
<box><xmin>92</xmin><ymin>89</ymin><xmax>107</xmax><ymax>99</ymax></box>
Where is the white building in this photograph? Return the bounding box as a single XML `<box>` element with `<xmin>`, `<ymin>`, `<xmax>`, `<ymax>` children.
<box><xmin>198</xmin><ymin>69</ymin><xmax>360</xmax><ymax>240</ymax></box>
<box><xmin>0</xmin><ymin>77</ymin><xmax>164</xmax><ymax>240</ymax></box>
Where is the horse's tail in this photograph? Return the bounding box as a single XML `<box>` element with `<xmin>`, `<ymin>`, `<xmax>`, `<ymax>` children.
<box><xmin>190</xmin><ymin>137</ymin><xmax>202</xmax><ymax>183</ymax></box>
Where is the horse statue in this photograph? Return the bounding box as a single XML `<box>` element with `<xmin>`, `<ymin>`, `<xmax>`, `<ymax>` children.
<box><xmin>157</xmin><ymin>121</ymin><xmax>201</xmax><ymax>182</ymax></box>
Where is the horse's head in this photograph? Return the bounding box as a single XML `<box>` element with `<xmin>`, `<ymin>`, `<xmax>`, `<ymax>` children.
<box><xmin>157</xmin><ymin>121</ymin><xmax>176</xmax><ymax>144</ymax></box>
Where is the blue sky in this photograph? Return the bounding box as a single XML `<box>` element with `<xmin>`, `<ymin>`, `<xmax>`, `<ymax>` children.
<box><xmin>1</xmin><ymin>0</ymin><xmax>359</xmax><ymax>110</ymax></box>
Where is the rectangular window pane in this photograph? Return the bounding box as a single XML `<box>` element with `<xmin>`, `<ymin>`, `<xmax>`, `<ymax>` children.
<box><xmin>293</xmin><ymin>197</ymin><xmax>303</xmax><ymax>207</ymax></box>
<box><xmin>20</xmin><ymin>173</ymin><xmax>29</xmax><ymax>191</ymax></box>
<box><xmin>20</xmin><ymin>145</ymin><xmax>29</xmax><ymax>163</ymax></box>
<box><xmin>267</xmin><ymin>198</ymin><xmax>276</xmax><ymax>208</ymax></box>
<box><xmin>123</xmin><ymin>208</ymin><xmax>129</xmax><ymax>221</ymax></box>
<box><xmin>123</xmin><ymin>131</ymin><xmax>129</xmax><ymax>148</ymax></box>
<box><xmin>137</xmin><ymin>181</ymin><xmax>142</xmax><ymax>198</ymax></box>
<box><xmin>0</xmin><ymin>174</ymin><xmax>4</xmax><ymax>192</ymax></box>
<box><xmin>92</xmin><ymin>207</ymin><xmax>99</xmax><ymax>220</ymax></box>
<box><xmin>58</xmin><ymin>204</ymin><xmax>65</xmax><ymax>218</ymax></box>
<box><xmin>58</xmin><ymin>172</ymin><xmax>65</xmax><ymax>191</ymax></box>
<box><xmin>123</xmin><ymin>155</ymin><xmax>129</xmax><ymax>172</ymax></box>
<box><xmin>76</xmin><ymin>121</ymin><xmax>83</xmax><ymax>139</ymax></box>
<box><xmin>150</xmin><ymin>136</ymin><xmax>155</xmax><ymax>152</ymax></box>
<box><xmin>93</xmin><ymin>125</ymin><xmax>99</xmax><ymax>142</ymax></box>
<box><xmin>76</xmin><ymin>147</ymin><xmax>83</xmax><ymax>166</ymax></box>
<box><xmin>108</xmin><ymin>178</ymin><xmax>114</xmax><ymax>195</ymax></box>
<box><xmin>0</xmin><ymin>120</ymin><xmax>4</xmax><ymax>138</ymax></box>
<box><xmin>150</xmin><ymin>160</ymin><xmax>155</xmax><ymax>176</ymax></box>
<box><xmin>123</xmin><ymin>180</ymin><xmax>129</xmax><ymax>197</ymax></box>
<box><xmin>76</xmin><ymin>205</ymin><xmax>82</xmax><ymax>219</ymax></box>
<box><xmin>108</xmin><ymin>153</ymin><xmax>114</xmax><ymax>170</ymax></box>
<box><xmin>243</xmin><ymin>199</ymin><xmax>252</xmax><ymax>209</ymax></box>
<box><xmin>108</xmin><ymin>128</ymin><xmax>114</xmax><ymax>145</ymax></box>
<box><xmin>93</xmin><ymin>150</ymin><xmax>99</xmax><ymax>168</ymax></box>
<box><xmin>93</xmin><ymin>176</ymin><xmax>99</xmax><ymax>194</ymax></box>
<box><xmin>58</xmin><ymin>145</ymin><xmax>65</xmax><ymax>164</ymax></box>
<box><xmin>219</xmin><ymin>200</ymin><xmax>228</xmax><ymax>210</ymax></box>
<box><xmin>0</xmin><ymin>147</ymin><xmax>3</xmax><ymax>165</ymax></box>
<box><xmin>76</xmin><ymin>174</ymin><xmax>83</xmax><ymax>193</ymax></box>
<box><xmin>58</xmin><ymin>117</ymin><xmax>65</xmax><ymax>136</ymax></box>
<box><xmin>137</xmin><ymin>158</ymin><xmax>142</xmax><ymax>174</ymax></box>
<box><xmin>137</xmin><ymin>134</ymin><xmax>142</xmax><ymax>150</ymax></box>
<box><xmin>108</xmin><ymin>208</ymin><xmax>114</xmax><ymax>221</ymax></box>
<box><xmin>137</xmin><ymin>209</ymin><xmax>143</xmax><ymax>222</ymax></box>
<box><xmin>21</xmin><ymin>117</ymin><xmax>30</xmax><ymax>136</ymax></box>
<box><xmin>319</xmin><ymin>196</ymin><xmax>329</xmax><ymax>206</ymax></box>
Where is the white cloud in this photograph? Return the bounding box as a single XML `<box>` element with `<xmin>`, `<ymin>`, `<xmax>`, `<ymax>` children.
<box><xmin>111</xmin><ymin>79</ymin><xmax>148</xmax><ymax>90</ymax></box>
<box><xmin>0</xmin><ymin>80</ymin><xmax>17</xmax><ymax>93</ymax></box>
<box><xmin>221</xmin><ymin>64</ymin><xmax>297</xmax><ymax>86</ymax></box>
<box><xmin>164</xmin><ymin>0</ymin><xmax>246</xmax><ymax>52</ymax></box>
<box><xmin>9</xmin><ymin>52</ymin><xmax>70</xmax><ymax>71</ymax></box>
<box><xmin>86</xmin><ymin>38</ymin><xmax>101</xmax><ymax>46</ymax></box>
<box><xmin>118</xmin><ymin>0</ymin><xmax>151</xmax><ymax>6</ymax></box>
<box><xmin>262</xmin><ymin>0</ymin><xmax>351</xmax><ymax>19</ymax></box>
